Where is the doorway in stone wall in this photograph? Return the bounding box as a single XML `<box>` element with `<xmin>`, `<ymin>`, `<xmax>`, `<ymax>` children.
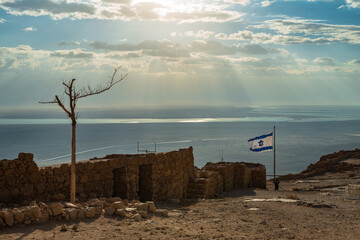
<box><xmin>138</xmin><ymin>164</ymin><xmax>153</xmax><ymax>202</ymax></box>
<box><xmin>113</xmin><ymin>167</ymin><xmax>129</xmax><ymax>199</ymax></box>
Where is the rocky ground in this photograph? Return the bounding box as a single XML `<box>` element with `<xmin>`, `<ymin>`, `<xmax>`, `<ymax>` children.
<box><xmin>1</xmin><ymin>172</ymin><xmax>360</xmax><ymax>240</ymax></box>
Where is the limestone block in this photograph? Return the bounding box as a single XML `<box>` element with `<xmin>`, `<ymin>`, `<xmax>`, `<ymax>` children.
<box><xmin>55</xmin><ymin>175</ymin><xmax>66</xmax><ymax>184</ymax></box>
<box><xmin>65</xmin><ymin>202</ymin><xmax>79</xmax><ymax>209</ymax></box>
<box><xmin>125</xmin><ymin>208</ymin><xmax>137</xmax><ymax>214</ymax></box>
<box><xmin>94</xmin><ymin>174</ymin><xmax>100</xmax><ymax>181</ymax></box>
<box><xmin>94</xmin><ymin>206</ymin><xmax>102</xmax><ymax>215</ymax></box>
<box><xmin>146</xmin><ymin>201</ymin><xmax>157</xmax><ymax>213</ymax></box>
<box><xmin>67</xmin><ymin>209</ymin><xmax>78</xmax><ymax>220</ymax></box>
<box><xmin>60</xmin><ymin>164</ymin><xmax>69</xmax><ymax>173</ymax></box>
<box><xmin>27</xmin><ymin>161</ymin><xmax>38</xmax><ymax>173</ymax></box>
<box><xmin>1</xmin><ymin>210</ymin><xmax>14</xmax><ymax>227</ymax></box>
<box><xmin>109</xmin><ymin>160</ymin><xmax>121</xmax><ymax>168</ymax></box>
<box><xmin>46</xmin><ymin>182</ymin><xmax>55</xmax><ymax>192</ymax></box>
<box><xmin>115</xmin><ymin>209</ymin><xmax>126</xmax><ymax>217</ymax></box>
<box><xmin>38</xmin><ymin>202</ymin><xmax>48</xmax><ymax>210</ymax></box>
<box><xmin>45</xmin><ymin>167</ymin><xmax>53</xmax><ymax>175</ymax></box>
<box><xmin>17</xmin><ymin>164</ymin><xmax>26</xmax><ymax>175</ymax></box>
<box><xmin>111</xmin><ymin>201</ymin><xmax>125</xmax><ymax>209</ymax></box>
<box><xmin>85</xmin><ymin>163</ymin><xmax>94</xmax><ymax>172</ymax></box>
<box><xmin>13</xmin><ymin>210</ymin><xmax>24</xmax><ymax>224</ymax></box>
<box><xmin>29</xmin><ymin>172</ymin><xmax>40</xmax><ymax>184</ymax></box>
<box><xmin>136</xmin><ymin>202</ymin><xmax>149</xmax><ymax>212</ymax></box>
<box><xmin>49</xmin><ymin>203</ymin><xmax>63</xmax><ymax>216</ymax></box>
<box><xmin>105</xmin><ymin>207</ymin><xmax>115</xmax><ymax>216</ymax></box>
<box><xmin>131</xmin><ymin>213</ymin><xmax>141</xmax><ymax>222</ymax></box>
<box><xmin>0</xmin><ymin>218</ymin><xmax>6</xmax><ymax>229</ymax></box>
<box><xmin>53</xmin><ymin>168</ymin><xmax>61</xmax><ymax>175</ymax></box>
<box><xmin>106</xmin><ymin>197</ymin><xmax>121</xmax><ymax>203</ymax></box>
<box><xmin>39</xmin><ymin>211</ymin><xmax>50</xmax><ymax>223</ymax></box>
<box><xmin>36</xmin><ymin>182</ymin><xmax>46</xmax><ymax>194</ymax></box>
<box><xmin>18</xmin><ymin>152</ymin><xmax>34</xmax><ymax>161</ymax></box>
<box><xmin>21</xmin><ymin>184</ymin><xmax>34</xmax><ymax>197</ymax></box>
<box><xmin>138</xmin><ymin>210</ymin><xmax>148</xmax><ymax>218</ymax></box>
<box><xmin>80</xmin><ymin>175</ymin><xmax>89</xmax><ymax>184</ymax></box>
<box><xmin>84</xmin><ymin>207</ymin><xmax>95</xmax><ymax>218</ymax></box>
<box><xmin>30</xmin><ymin>206</ymin><xmax>42</xmax><ymax>219</ymax></box>
<box><xmin>155</xmin><ymin>209</ymin><xmax>169</xmax><ymax>218</ymax></box>
<box><xmin>77</xmin><ymin>209</ymin><xmax>85</xmax><ymax>219</ymax></box>
<box><xmin>88</xmin><ymin>199</ymin><xmax>105</xmax><ymax>208</ymax></box>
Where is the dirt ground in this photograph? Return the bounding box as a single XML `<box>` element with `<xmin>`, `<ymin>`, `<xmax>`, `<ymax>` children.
<box><xmin>1</xmin><ymin>174</ymin><xmax>360</xmax><ymax>240</ymax></box>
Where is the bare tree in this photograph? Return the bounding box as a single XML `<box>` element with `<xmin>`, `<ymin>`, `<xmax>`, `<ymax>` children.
<box><xmin>40</xmin><ymin>67</ymin><xmax>127</xmax><ymax>203</ymax></box>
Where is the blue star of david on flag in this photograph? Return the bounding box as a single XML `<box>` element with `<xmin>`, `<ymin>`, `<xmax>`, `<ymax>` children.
<box><xmin>248</xmin><ymin>132</ymin><xmax>273</xmax><ymax>152</ymax></box>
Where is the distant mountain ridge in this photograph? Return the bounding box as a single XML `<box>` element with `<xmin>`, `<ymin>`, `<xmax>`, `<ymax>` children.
<box><xmin>279</xmin><ymin>149</ymin><xmax>360</xmax><ymax>180</ymax></box>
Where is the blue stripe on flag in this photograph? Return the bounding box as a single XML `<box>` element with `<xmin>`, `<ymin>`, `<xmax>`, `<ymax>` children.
<box><xmin>250</xmin><ymin>146</ymin><xmax>273</xmax><ymax>152</ymax></box>
<box><xmin>248</xmin><ymin>132</ymin><xmax>273</xmax><ymax>142</ymax></box>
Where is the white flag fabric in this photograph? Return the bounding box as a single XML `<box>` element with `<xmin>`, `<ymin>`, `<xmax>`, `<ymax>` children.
<box><xmin>248</xmin><ymin>132</ymin><xmax>273</xmax><ymax>152</ymax></box>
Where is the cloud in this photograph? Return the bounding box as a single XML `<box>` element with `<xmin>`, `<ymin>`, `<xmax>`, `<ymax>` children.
<box><xmin>0</xmin><ymin>0</ymin><xmax>96</xmax><ymax>20</ymax></box>
<box><xmin>217</xmin><ymin>18</ymin><xmax>360</xmax><ymax>45</ymax></box>
<box><xmin>23</xmin><ymin>26</ymin><xmax>37</xmax><ymax>32</ymax></box>
<box><xmin>90</xmin><ymin>39</ymin><xmax>282</xmax><ymax>57</ymax></box>
<box><xmin>261</xmin><ymin>1</ymin><xmax>276</xmax><ymax>7</ymax></box>
<box><xmin>223</xmin><ymin>0</ymin><xmax>251</xmax><ymax>5</ymax></box>
<box><xmin>0</xmin><ymin>0</ymin><xmax>243</xmax><ymax>23</ymax></box>
<box><xmin>313</xmin><ymin>57</ymin><xmax>336</xmax><ymax>65</ymax></box>
<box><xmin>345</xmin><ymin>0</ymin><xmax>360</xmax><ymax>8</ymax></box>
<box><xmin>90</xmin><ymin>40</ymin><xmax>190</xmax><ymax>58</ymax></box>
<box><xmin>348</xmin><ymin>59</ymin><xmax>360</xmax><ymax>65</ymax></box>
<box><xmin>164</xmin><ymin>9</ymin><xmax>242</xmax><ymax>23</ymax></box>
<box><xmin>106</xmin><ymin>51</ymin><xmax>142</xmax><ymax>59</ymax></box>
<box><xmin>50</xmin><ymin>49</ymin><xmax>94</xmax><ymax>59</ymax></box>
<box><xmin>216</xmin><ymin>30</ymin><xmax>272</xmax><ymax>43</ymax></box>
<box><xmin>184</xmin><ymin>30</ymin><xmax>215</xmax><ymax>39</ymax></box>
<box><xmin>0</xmin><ymin>18</ymin><xmax>5</xmax><ymax>23</ymax></box>
<box><xmin>258</xmin><ymin>18</ymin><xmax>360</xmax><ymax>35</ymax></box>
<box><xmin>101</xmin><ymin>0</ymin><xmax>132</xmax><ymax>4</ymax></box>
<box><xmin>57</xmin><ymin>41</ymin><xmax>81</xmax><ymax>46</ymax></box>
<box><xmin>190</xmin><ymin>40</ymin><xmax>235</xmax><ymax>55</ymax></box>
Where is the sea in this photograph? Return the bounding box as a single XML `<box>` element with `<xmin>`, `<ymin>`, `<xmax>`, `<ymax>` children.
<box><xmin>1</xmin><ymin>106</ymin><xmax>360</xmax><ymax>177</ymax></box>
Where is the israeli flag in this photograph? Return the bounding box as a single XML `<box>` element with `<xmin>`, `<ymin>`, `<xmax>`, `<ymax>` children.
<box><xmin>248</xmin><ymin>132</ymin><xmax>273</xmax><ymax>152</ymax></box>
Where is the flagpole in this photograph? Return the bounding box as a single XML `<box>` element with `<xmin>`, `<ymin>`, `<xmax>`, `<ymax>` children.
<box><xmin>273</xmin><ymin>125</ymin><xmax>276</xmax><ymax>180</ymax></box>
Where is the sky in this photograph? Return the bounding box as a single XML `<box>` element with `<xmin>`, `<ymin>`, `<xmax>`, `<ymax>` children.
<box><xmin>0</xmin><ymin>0</ymin><xmax>360</xmax><ymax>112</ymax></box>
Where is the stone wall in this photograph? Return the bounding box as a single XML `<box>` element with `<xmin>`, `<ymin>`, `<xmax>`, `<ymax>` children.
<box><xmin>203</xmin><ymin>162</ymin><xmax>266</xmax><ymax>191</ymax></box>
<box><xmin>0</xmin><ymin>148</ymin><xmax>266</xmax><ymax>204</ymax></box>
<box><xmin>0</xmin><ymin>148</ymin><xmax>195</xmax><ymax>204</ymax></box>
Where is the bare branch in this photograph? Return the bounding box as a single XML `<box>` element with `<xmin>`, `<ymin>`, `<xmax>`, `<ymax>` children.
<box><xmin>77</xmin><ymin>66</ymin><xmax>127</xmax><ymax>99</ymax></box>
<box><xmin>62</xmin><ymin>81</ymin><xmax>70</xmax><ymax>88</ymax></box>
<box><xmin>55</xmin><ymin>95</ymin><xmax>72</xmax><ymax>118</ymax></box>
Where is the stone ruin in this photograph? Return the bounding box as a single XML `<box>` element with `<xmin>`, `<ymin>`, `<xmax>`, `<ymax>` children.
<box><xmin>0</xmin><ymin>147</ymin><xmax>266</xmax><ymax>204</ymax></box>
<box><xmin>0</xmin><ymin>147</ymin><xmax>266</xmax><ymax>229</ymax></box>
<box><xmin>188</xmin><ymin>162</ymin><xmax>266</xmax><ymax>199</ymax></box>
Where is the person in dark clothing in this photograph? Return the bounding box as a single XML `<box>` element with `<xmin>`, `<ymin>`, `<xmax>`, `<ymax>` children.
<box><xmin>273</xmin><ymin>179</ymin><xmax>280</xmax><ymax>190</ymax></box>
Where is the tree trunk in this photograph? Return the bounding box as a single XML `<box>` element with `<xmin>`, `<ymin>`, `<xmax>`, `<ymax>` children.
<box><xmin>70</xmin><ymin>121</ymin><xmax>76</xmax><ymax>204</ymax></box>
